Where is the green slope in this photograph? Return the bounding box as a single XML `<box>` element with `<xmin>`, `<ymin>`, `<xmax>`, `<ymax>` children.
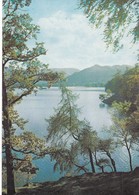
<box><xmin>66</xmin><ymin>65</ymin><xmax>130</xmax><ymax>87</ymax></box>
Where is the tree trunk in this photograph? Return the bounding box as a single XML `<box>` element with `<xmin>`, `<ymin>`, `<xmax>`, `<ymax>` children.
<box><xmin>106</xmin><ymin>151</ymin><xmax>117</xmax><ymax>172</ymax></box>
<box><xmin>5</xmin><ymin>144</ymin><xmax>15</xmax><ymax>195</ymax></box>
<box><xmin>125</xmin><ymin>140</ymin><xmax>133</xmax><ymax>172</ymax></box>
<box><xmin>101</xmin><ymin>166</ymin><xmax>104</xmax><ymax>173</ymax></box>
<box><xmin>94</xmin><ymin>150</ymin><xmax>105</xmax><ymax>173</ymax></box>
<box><xmin>2</xmin><ymin>70</ymin><xmax>15</xmax><ymax>195</ymax></box>
<box><xmin>88</xmin><ymin>148</ymin><xmax>95</xmax><ymax>173</ymax></box>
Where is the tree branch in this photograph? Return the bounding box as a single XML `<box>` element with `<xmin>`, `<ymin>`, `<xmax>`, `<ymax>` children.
<box><xmin>12</xmin><ymin>147</ymin><xmax>34</xmax><ymax>154</ymax></box>
<box><xmin>9</xmin><ymin>89</ymin><xmax>33</xmax><ymax>106</ymax></box>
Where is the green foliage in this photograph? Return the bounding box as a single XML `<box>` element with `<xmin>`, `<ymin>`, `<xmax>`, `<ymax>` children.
<box><xmin>99</xmin><ymin>89</ymin><xmax>112</xmax><ymax>101</ymax></box>
<box><xmin>79</xmin><ymin>124</ymin><xmax>98</xmax><ymax>154</ymax></box>
<box><xmin>3</xmin><ymin>0</ymin><xmax>45</xmax><ymax>64</ymax></box>
<box><xmin>47</xmin><ymin>84</ymin><xmax>81</xmax><ymax>143</ymax></box>
<box><xmin>17</xmin><ymin>155</ymin><xmax>39</xmax><ymax>186</ymax></box>
<box><xmin>79</xmin><ymin>0</ymin><xmax>139</xmax><ymax>51</ymax></box>
<box><xmin>98</xmin><ymin>138</ymin><xmax>115</xmax><ymax>153</ymax></box>
<box><xmin>105</xmin><ymin>72</ymin><xmax>123</xmax><ymax>95</ymax></box>
<box><xmin>47</xmin><ymin>85</ymin><xmax>92</xmax><ymax>173</ymax></box>
<box><xmin>104</xmin><ymin>66</ymin><xmax>139</xmax><ymax>136</ymax></box>
<box><xmin>129</xmin><ymin>95</ymin><xmax>139</xmax><ymax>139</ymax></box>
<box><xmin>97</xmin><ymin>158</ymin><xmax>110</xmax><ymax>168</ymax></box>
<box><xmin>101</xmin><ymin>66</ymin><xmax>139</xmax><ymax>170</ymax></box>
<box><xmin>47</xmin><ymin>85</ymin><xmax>115</xmax><ymax>174</ymax></box>
<box><xmin>50</xmin><ymin>147</ymin><xmax>75</xmax><ymax>174</ymax></box>
<box><xmin>105</xmin><ymin>66</ymin><xmax>139</xmax><ymax>105</ymax></box>
<box><xmin>3</xmin><ymin>155</ymin><xmax>39</xmax><ymax>187</ymax></box>
<box><xmin>110</xmin><ymin>101</ymin><xmax>132</xmax><ymax>139</ymax></box>
<box><xmin>2</xmin><ymin>1</ymin><xmax>62</xmax><ymax>193</ymax></box>
<box><xmin>112</xmin><ymin>101</ymin><xmax>131</xmax><ymax>117</ymax></box>
<box><xmin>11</xmin><ymin>132</ymin><xmax>47</xmax><ymax>156</ymax></box>
<box><xmin>5</xmin><ymin>62</ymin><xmax>60</xmax><ymax>108</ymax></box>
<box><xmin>108</xmin><ymin>101</ymin><xmax>138</xmax><ymax>171</ymax></box>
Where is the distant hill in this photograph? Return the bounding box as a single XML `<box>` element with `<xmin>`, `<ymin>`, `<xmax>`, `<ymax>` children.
<box><xmin>51</xmin><ymin>68</ymin><xmax>80</xmax><ymax>76</ymax></box>
<box><xmin>36</xmin><ymin>68</ymin><xmax>79</xmax><ymax>87</ymax></box>
<box><xmin>66</xmin><ymin>65</ymin><xmax>130</xmax><ymax>87</ymax></box>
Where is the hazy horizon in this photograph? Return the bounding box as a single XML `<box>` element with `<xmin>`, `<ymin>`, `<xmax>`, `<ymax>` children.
<box><xmin>51</xmin><ymin>64</ymin><xmax>134</xmax><ymax>71</ymax></box>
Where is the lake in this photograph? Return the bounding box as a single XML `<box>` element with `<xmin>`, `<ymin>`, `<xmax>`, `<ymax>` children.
<box><xmin>15</xmin><ymin>87</ymin><xmax>139</xmax><ymax>184</ymax></box>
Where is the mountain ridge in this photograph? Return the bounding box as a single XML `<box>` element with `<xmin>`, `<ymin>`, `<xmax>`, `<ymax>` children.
<box><xmin>66</xmin><ymin>64</ymin><xmax>131</xmax><ymax>87</ymax></box>
<box><xmin>37</xmin><ymin>65</ymin><xmax>131</xmax><ymax>87</ymax></box>
<box><xmin>51</xmin><ymin>68</ymin><xmax>80</xmax><ymax>76</ymax></box>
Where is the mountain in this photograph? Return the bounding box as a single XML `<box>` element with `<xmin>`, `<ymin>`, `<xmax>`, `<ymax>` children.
<box><xmin>36</xmin><ymin>68</ymin><xmax>79</xmax><ymax>87</ymax></box>
<box><xmin>37</xmin><ymin>65</ymin><xmax>130</xmax><ymax>88</ymax></box>
<box><xmin>66</xmin><ymin>65</ymin><xmax>130</xmax><ymax>87</ymax></box>
<box><xmin>51</xmin><ymin>68</ymin><xmax>80</xmax><ymax>76</ymax></box>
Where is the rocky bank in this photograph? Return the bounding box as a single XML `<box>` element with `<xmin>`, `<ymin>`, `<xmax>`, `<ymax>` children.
<box><xmin>3</xmin><ymin>167</ymin><xmax>139</xmax><ymax>195</ymax></box>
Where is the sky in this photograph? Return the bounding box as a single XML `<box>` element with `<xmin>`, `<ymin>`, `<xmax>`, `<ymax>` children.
<box><xmin>26</xmin><ymin>0</ymin><xmax>138</xmax><ymax>70</ymax></box>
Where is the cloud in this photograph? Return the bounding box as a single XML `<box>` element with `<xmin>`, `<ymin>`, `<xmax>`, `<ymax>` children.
<box><xmin>38</xmin><ymin>11</ymin><xmax>138</xmax><ymax>69</ymax></box>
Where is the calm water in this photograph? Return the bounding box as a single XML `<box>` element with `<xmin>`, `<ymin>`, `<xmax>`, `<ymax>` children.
<box><xmin>15</xmin><ymin>87</ymin><xmax>139</xmax><ymax>184</ymax></box>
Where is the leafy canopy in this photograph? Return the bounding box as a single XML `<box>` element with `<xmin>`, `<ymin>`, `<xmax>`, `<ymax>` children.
<box><xmin>2</xmin><ymin>1</ymin><xmax>62</xmax><ymax>193</ymax></box>
<box><xmin>79</xmin><ymin>0</ymin><xmax>139</xmax><ymax>51</ymax></box>
<box><xmin>104</xmin><ymin>66</ymin><xmax>139</xmax><ymax>136</ymax></box>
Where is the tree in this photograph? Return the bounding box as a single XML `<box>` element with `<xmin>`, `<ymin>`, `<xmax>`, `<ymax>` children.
<box><xmin>105</xmin><ymin>66</ymin><xmax>139</xmax><ymax>104</ymax></box>
<box><xmin>93</xmin><ymin>157</ymin><xmax>112</xmax><ymax>173</ymax></box>
<box><xmin>79</xmin><ymin>129</ymin><xmax>117</xmax><ymax>173</ymax></box>
<box><xmin>79</xmin><ymin>0</ymin><xmax>139</xmax><ymax>51</ymax></box>
<box><xmin>104</xmin><ymin>66</ymin><xmax>139</xmax><ymax>136</ymax></box>
<box><xmin>129</xmin><ymin>95</ymin><xmax>139</xmax><ymax>139</ymax></box>
<box><xmin>3</xmin><ymin>154</ymin><xmax>39</xmax><ymax>187</ymax></box>
<box><xmin>46</xmin><ymin>84</ymin><xmax>87</xmax><ymax>173</ymax></box>
<box><xmin>98</xmin><ymin>138</ymin><xmax>117</xmax><ymax>172</ymax></box>
<box><xmin>47</xmin><ymin>85</ymin><xmax>120</xmax><ymax>174</ymax></box>
<box><xmin>49</xmin><ymin>145</ymin><xmax>88</xmax><ymax>175</ymax></box>
<box><xmin>17</xmin><ymin>155</ymin><xmax>39</xmax><ymax>187</ymax></box>
<box><xmin>109</xmin><ymin>101</ymin><xmax>137</xmax><ymax>171</ymax></box>
<box><xmin>47</xmin><ymin>84</ymin><xmax>100</xmax><ymax>174</ymax></box>
<box><xmin>78</xmin><ymin>125</ymin><xmax>98</xmax><ymax>173</ymax></box>
<box><xmin>2</xmin><ymin>1</ymin><xmax>61</xmax><ymax>194</ymax></box>
<box><xmin>47</xmin><ymin>84</ymin><xmax>81</xmax><ymax>143</ymax></box>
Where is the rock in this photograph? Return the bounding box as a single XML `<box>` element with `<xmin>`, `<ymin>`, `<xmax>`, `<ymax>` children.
<box><xmin>133</xmin><ymin>167</ymin><xmax>139</xmax><ymax>175</ymax></box>
<box><xmin>3</xmin><ymin>168</ymin><xmax>139</xmax><ymax>195</ymax></box>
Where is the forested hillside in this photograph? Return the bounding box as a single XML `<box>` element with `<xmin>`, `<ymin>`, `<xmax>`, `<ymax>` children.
<box><xmin>66</xmin><ymin>65</ymin><xmax>129</xmax><ymax>86</ymax></box>
<box><xmin>101</xmin><ymin>65</ymin><xmax>139</xmax><ymax>136</ymax></box>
